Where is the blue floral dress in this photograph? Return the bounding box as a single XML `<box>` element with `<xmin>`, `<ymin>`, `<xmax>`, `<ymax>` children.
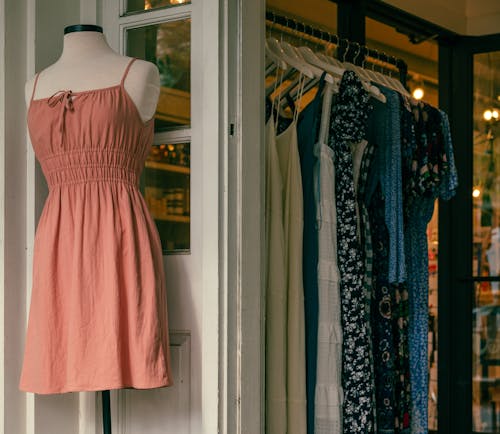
<box><xmin>401</xmin><ymin>99</ymin><xmax>458</xmax><ymax>434</ymax></box>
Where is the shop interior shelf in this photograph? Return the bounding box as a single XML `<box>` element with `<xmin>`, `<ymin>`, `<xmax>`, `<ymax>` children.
<box><xmin>154</xmin><ymin>214</ymin><xmax>190</xmax><ymax>224</ymax></box>
<box><xmin>145</xmin><ymin>160</ymin><xmax>190</xmax><ymax>174</ymax></box>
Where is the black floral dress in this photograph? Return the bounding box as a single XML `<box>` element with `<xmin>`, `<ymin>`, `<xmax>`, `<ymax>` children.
<box><xmin>369</xmin><ymin>185</ymin><xmax>397</xmax><ymax>432</ymax></box>
<box><xmin>330</xmin><ymin>70</ymin><xmax>375</xmax><ymax>434</ymax></box>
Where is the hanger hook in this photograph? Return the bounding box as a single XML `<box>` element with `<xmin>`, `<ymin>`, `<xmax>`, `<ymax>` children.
<box><xmin>372</xmin><ymin>49</ymin><xmax>379</xmax><ymax>71</ymax></box>
<box><xmin>353</xmin><ymin>42</ymin><xmax>361</xmax><ymax>65</ymax></box>
<box><xmin>380</xmin><ymin>51</ymin><xmax>388</xmax><ymax>75</ymax></box>
<box><xmin>360</xmin><ymin>45</ymin><xmax>366</xmax><ymax>68</ymax></box>
<box><xmin>388</xmin><ymin>55</ymin><xmax>397</xmax><ymax>77</ymax></box>
<box><xmin>301</xmin><ymin>21</ymin><xmax>307</xmax><ymax>47</ymax></box>
<box><xmin>268</xmin><ymin>12</ymin><xmax>275</xmax><ymax>39</ymax></box>
<box><xmin>341</xmin><ymin>39</ymin><xmax>349</xmax><ymax>63</ymax></box>
<box><xmin>282</xmin><ymin>17</ymin><xmax>288</xmax><ymax>42</ymax></box>
<box><xmin>319</xmin><ymin>29</ymin><xmax>325</xmax><ymax>52</ymax></box>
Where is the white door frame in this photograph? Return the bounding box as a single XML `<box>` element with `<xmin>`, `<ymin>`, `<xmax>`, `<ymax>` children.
<box><xmin>222</xmin><ymin>0</ymin><xmax>265</xmax><ymax>432</ymax></box>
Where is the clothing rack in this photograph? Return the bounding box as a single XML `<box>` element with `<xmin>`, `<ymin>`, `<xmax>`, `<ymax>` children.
<box><xmin>265</xmin><ymin>10</ymin><xmax>409</xmax><ymax>88</ymax></box>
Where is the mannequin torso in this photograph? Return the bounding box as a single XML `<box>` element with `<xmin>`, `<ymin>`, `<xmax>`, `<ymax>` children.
<box><xmin>25</xmin><ymin>29</ymin><xmax>160</xmax><ymax>122</ymax></box>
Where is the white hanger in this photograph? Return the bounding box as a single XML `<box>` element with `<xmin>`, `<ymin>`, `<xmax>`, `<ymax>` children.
<box><xmin>265</xmin><ymin>39</ymin><xmax>288</xmax><ymax>71</ymax></box>
<box><xmin>362</xmin><ymin>49</ymin><xmax>396</xmax><ymax>90</ymax></box>
<box><xmin>280</xmin><ymin>41</ymin><xmax>336</xmax><ymax>86</ymax></box>
<box><xmin>365</xmin><ymin>50</ymin><xmax>411</xmax><ymax>97</ymax></box>
<box><xmin>343</xmin><ymin>42</ymin><xmax>373</xmax><ymax>82</ymax></box>
<box><xmin>307</xmin><ymin>39</ymin><xmax>381</xmax><ymax>102</ymax></box>
<box><xmin>298</xmin><ymin>45</ymin><xmax>344</xmax><ymax>78</ymax></box>
<box><xmin>331</xmin><ymin>40</ymin><xmax>386</xmax><ymax>103</ymax></box>
<box><xmin>267</xmin><ymin>37</ymin><xmax>316</xmax><ymax>79</ymax></box>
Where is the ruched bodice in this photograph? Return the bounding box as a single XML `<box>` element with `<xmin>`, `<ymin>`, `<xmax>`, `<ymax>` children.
<box><xmin>19</xmin><ymin>57</ymin><xmax>173</xmax><ymax>394</ymax></box>
<box><xmin>28</xmin><ymin>81</ymin><xmax>154</xmax><ymax>189</ymax></box>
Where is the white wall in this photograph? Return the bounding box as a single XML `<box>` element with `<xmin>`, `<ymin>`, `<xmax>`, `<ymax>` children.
<box><xmin>1</xmin><ymin>0</ymin><xmax>29</xmax><ymax>432</ymax></box>
<box><xmin>0</xmin><ymin>0</ymin><xmax>83</xmax><ymax>433</ymax></box>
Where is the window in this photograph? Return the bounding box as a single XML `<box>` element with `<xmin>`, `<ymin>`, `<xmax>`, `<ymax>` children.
<box><xmin>121</xmin><ymin>2</ymin><xmax>192</xmax><ymax>253</ymax></box>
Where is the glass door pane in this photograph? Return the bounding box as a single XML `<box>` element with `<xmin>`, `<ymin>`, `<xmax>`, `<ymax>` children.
<box><xmin>127</xmin><ymin>19</ymin><xmax>191</xmax><ymax>132</ymax></box>
<box><xmin>126</xmin><ymin>16</ymin><xmax>192</xmax><ymax>254</ymax></box>
<box><xmin>473</xmin><ymin>50</ymin><xmax>500</xmax><ymax>433</ymax></box>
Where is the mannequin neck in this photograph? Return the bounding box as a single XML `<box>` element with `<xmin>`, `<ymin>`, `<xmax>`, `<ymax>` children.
<box><xmin>60</xmin><ymin>31</ymin><xmax>115</xmax><ymax>62</ymax></box>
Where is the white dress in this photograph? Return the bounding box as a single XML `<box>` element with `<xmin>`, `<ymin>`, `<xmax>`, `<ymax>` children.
<box><xmin>314</xmin><ymin>85</ymin><xmax>343</xmax><ymax>434</ymax></box>
<box><xmin>265</xmin><ymin>114</ymin><xmax>288</xmax><ymax>434</ymax></box>
<box><xmin>275</xmin><ymin>118</ymin><xmax>307</xmax><ymax>434</ymax></box>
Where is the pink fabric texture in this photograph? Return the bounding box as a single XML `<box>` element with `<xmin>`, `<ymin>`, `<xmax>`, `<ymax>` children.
<box><xmin>19</xmin><ymin>57</ymin><xmax>173</xmax><ymax>394</ymax></box>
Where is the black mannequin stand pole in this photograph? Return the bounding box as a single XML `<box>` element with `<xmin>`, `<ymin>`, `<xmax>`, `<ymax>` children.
<box><xmin>102</xmin><ymin>390</ymin><xmax>111</xmax><ymax>434</ymax></box>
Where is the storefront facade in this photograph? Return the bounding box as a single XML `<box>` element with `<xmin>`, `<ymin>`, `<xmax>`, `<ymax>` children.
<box><xmin>0</xmin><ymin>0</ymin><xmax>499</xmax><ymax>433</ymax></box>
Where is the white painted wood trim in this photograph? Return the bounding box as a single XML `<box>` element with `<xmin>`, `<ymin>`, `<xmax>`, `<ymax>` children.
<box><xmin>80</xmin><ymin>0</ymin><xmax>97</xmax><ymax>24</ymax></box>
<box><xmin>118</xmin><ymin>6</ymin><xmax>192</xmax><ymax>27</ymax></box>
<box><xmin>197</xmin><ymin>0</ymin><xmax>220</xmax><ymax>432</ymax></box>
<box><xmin>0</xmin><ymin>1</ymin><xmax>6</xmax><ymax>429</ymax></box>
<box><xmin>218</xmin><ymin>0</ymin><xmax>229</xmax><ymax>430</ymax></box>
<box><xmin>78</xmin><ymin>392</ymin><xmax>97</xmax><ymax>434</ymax></box>
<box><xmin>222</xmin><ymin>0</ymin><xmax>265</xmax><ymax>432</ymax></box>
<box><xmin>25</xmin><ymin>0</ymin><xmax>37</xmax><ymax>429</ymax></box>
<box><xmin>116</xmin><ymin>331</ymin><xmax>191</xmax><ymax>434</ymax></box>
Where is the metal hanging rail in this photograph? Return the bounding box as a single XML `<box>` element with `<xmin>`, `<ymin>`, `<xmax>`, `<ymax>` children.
<box><xmin>265</xmin><ymin>9</ymin><xmax>409</xmax><ymax>87</ymax></box>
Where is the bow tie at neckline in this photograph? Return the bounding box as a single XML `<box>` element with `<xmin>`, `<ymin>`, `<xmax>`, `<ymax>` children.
<box><xmin>47</xmin><ymin>90</ymin><xmax>75</xmax><ymax>149</ymax></box>
<box><xmin>47</xmin><ymin>89</ymin><xmax>74</xmax><ymax>110</ymax></box>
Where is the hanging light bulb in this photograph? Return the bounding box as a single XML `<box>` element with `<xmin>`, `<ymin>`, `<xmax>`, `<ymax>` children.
<box><xmin>411</xmin><ymin>74</ymin><xmax>425</xmax><ymax>100</ymax></box>
<box><xmin>484</xmin><ymin>108</ymin><xmax>500</xmax><ymax>122</ymax></box>
<box><xmin>473</xmin><ymin>187</ymin><xmax>481</xmax><ymax>198</ymax></box>
<box><xmin>413</xmin><ymin>87</ymin><xmax>424</xmax><ymax>100</ymax></box>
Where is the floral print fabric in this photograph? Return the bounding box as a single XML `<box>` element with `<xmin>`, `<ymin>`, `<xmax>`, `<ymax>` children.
<box><xmin>401</xmin><ymin>97</ymin><xmax>458</xmax><ymax>434</ymax></box>
<box><xmin>330</xmin><ymin>70</ymin><xmax>375</xmax><ymax>434</ymax></box>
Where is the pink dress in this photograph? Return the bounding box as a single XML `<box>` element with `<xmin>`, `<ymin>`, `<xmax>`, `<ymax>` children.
<box><xmin>19</xmin><ymin>57</ymin><xmax>173</xmax><ymax>394</ymax></box>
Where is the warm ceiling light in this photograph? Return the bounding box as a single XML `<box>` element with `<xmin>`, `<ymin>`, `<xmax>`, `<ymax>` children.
<box><xmin>473</xmin><ymin>188</ymin><xmax>481</xmax><ymax>198</ymax></box>
<box><xmin>412</xmin><ymin>87</ymin><xmax>424</xmax><ymax>100</ymax></box>
<box><xmin>484</xmin><ymin>109</ymin><xmax>493</xmax><ymax>121</ymax></box>
<box><xmin>169</xmin><ymin>0</ymin><xmax>187</xmax><ymax>3</ymax></box>
<box><xmin>493</xmin><ymin>110</ymin><xmax>499</xmax><ymax>120</ymax></box>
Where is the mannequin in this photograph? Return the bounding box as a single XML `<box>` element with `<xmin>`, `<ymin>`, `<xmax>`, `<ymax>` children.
<box><xmin>25</xmin><ymin>24</ymin><xmax>160</xmax><ymax>123</ymax></box>
<box><xmin>24</xmin><ymin>24</ymin><xmax>162</xmax><ymax>434</ymax></box>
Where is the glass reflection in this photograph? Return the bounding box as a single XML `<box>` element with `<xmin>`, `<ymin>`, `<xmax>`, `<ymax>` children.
<box><xmin>127</xmin><ymin>19</ymin><xmax>191</xmax><ymax>132</ymax></box>
<box><xmin>473</xmin><ymin>50</ymin><xmax>500</xmax><ymax>433</ymax></box>
<box><xmin>126</xmin><ymin>0</ymin><xmax>191</xmax><ymax>14</ymax></box>
<box><xmin>141</xmin><ymin>142</ymin><xmax>190</xmax><ymax>253</ymax></box>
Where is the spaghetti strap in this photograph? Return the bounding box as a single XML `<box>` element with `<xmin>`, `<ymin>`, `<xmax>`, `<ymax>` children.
<box><xmin>30</xmin><ymin>72</ymin><xmax>41</xmax><ymax>102</ymax></box>
<box><xmin>120</xmin><ymin>57</ymin><xmax>137</xmax><ymax>86</ymax></box>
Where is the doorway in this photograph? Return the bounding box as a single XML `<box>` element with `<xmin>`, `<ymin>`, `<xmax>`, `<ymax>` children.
<box><xmin>261</xmin><ymin>1</ymin><xmax>500</xmax><ymax>433</ymax></box>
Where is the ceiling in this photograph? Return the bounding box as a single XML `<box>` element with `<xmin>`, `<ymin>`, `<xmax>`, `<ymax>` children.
<box><xmin>383</xmin><ymin>0</ymin><xmax>500</xmax><ymax>36</ymax></box>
